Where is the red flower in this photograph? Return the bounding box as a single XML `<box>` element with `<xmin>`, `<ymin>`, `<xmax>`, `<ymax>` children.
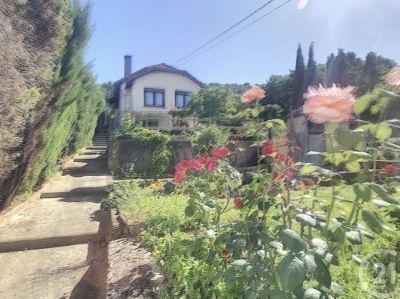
<box><xmin>212</xmin><ymin>147</ymin><xmax>230</xmax><ymax>159</ymax></box>
<box><xmin>207</xmin><ymin>158</ymin><xmax>218</xmax><ymax>172</ymax></box>
<box><xmin>384</xmin><ymin>164</ymin><xmax>398</xmax><ymax>174</ymax></box>
<box><xmin>261</xmin><ymin>141</ymin><xmax>274</xmax><ymax>155</ymax></box>
<box><xmin>198</xmin><ymin>156</ymin><xmax>209</xmax><ymax>164</ymax></box>
<box><xmin>303</xmin><ymin>178</ymin><xmax>315</xmax><ymax>188</ymax></box>
<box><xmin>187</xmin><ymin>159</ymin><xmax>203</xmax><ymax>171</ymax></box>
<box><xmin>175</xmin><ymin>170</ymin><xmax>186</xmax><ymax>184</ymax></box>
<box><xmin>233</xmin><ymin>196</ymin><xmax>243</xmax><ymax>209</ymax></box>
<box><xmin>287</xmin><ymin>171</ymin><xmax>295</xmax><ymax>181</ymax></box>
<box><xmin>276</xmin><ymin>152</ymin><xmax>294</xmax><ymax>166</ymax></box>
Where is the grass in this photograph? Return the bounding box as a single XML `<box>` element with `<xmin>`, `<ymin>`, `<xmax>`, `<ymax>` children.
<box><xmin>105</xmin><ymin>179</ymin><xmax>399</xmax><ymax>299</ymax></box>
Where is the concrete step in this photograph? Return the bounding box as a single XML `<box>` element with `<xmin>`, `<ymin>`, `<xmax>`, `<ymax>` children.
<box><xmin>0</xmin><ymin>243</ymin><xmax>107</xmax><ymax>298</ymax></box>
<box><xmin>81</xmin><ymin>150</ymin><xmax>108</xmax><ymax>156</ymax></box>
<box><xmin>0</xmin><ymin>196</ymin><xmax>107</xmax><ymax>252</ymax></box>
<box><xmin>63</xmin><ymin>168</ymin><xmax>109</xmax><ymax>177</ymax></box>
<box><xmin>74</xmin><ymin>155</ymin><xmax>107</xmax><ymax>163</ymax></box>
<box><xmin>87</xmin><ymin>146</ymin><xmax>108</xmax><ymax>150</ymax></box>
<box><xmin>41</xmin><ymin>174</ymin><xmax>112</xmax><ymax>194</ymax></box>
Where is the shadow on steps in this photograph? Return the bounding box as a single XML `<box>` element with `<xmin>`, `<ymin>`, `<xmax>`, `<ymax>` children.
<box><xmin>69</xmin><ymin>208</ymin><xmax>111</xmax><ymax>299</ymax></box>
<box><xmin>40</xmin><ymin>187</ymin><xmax>110</xmax><ymax>199</ymax></box>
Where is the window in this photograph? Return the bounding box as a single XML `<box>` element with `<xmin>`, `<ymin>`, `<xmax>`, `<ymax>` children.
<box><xmin>146</xmin><ymin>119</ymin><xmax>159</xmax><ymax>128</ymax></box>
<box><xmin>144</xmin><ymin>88</ymin><xmax>165</xmax><ymax>107</ymax></box>
<box><xmin>175</xmin><ymin>91</ymin><xmax>192</xmax><ymax>108</ymax></box>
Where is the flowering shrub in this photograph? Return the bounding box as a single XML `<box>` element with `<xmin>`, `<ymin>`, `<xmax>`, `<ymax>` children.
<box><xmin>169</xmin><ymin>83</ymin><xmax>400</xmax><ymax>298</ymax></box>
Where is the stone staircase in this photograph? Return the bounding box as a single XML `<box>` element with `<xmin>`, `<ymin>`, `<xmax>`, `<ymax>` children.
<box><xmin>0</xmin><ymin>133</ymin><xmax>113</xmax><ymax>298</ymax></box>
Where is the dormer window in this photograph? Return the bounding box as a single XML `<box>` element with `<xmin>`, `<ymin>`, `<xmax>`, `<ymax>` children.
<box><xmin>144</xmin><ymin>88</ymin><xmax>165</xmax><ymax>107</ymax></box>
<box><xmin>175</xmin><ymin>91</ymin><xmax>192</xmax><ymax>108</ymax></box>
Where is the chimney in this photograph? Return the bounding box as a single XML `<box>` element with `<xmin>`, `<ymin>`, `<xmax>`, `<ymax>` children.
<box><xmin>124</xmin><ymin>55</ymin><xmax>132</xmax><ymax>78</ymax></box>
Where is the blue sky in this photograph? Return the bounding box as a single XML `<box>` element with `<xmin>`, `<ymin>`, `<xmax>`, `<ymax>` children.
<box><xmin>84</xmin><ymin>0</ymin><xmax>400</xmax><ymax>84</ymax></box>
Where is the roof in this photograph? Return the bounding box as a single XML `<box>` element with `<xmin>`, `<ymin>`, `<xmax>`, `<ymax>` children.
<box><xmin>114</xmin><ymin>63</ymin><xmax>204</xmax><ymax>88</ymax></box>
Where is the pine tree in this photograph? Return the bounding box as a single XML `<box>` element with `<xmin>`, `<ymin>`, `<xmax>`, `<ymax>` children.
<box><xmin>293</xmin><ymin>44</ymin><xmax>305</xmax><ymax>109</ymax></box>
<box><xmin>305</xmin><ymin>42</ymin><xmax>318</xmax><ymax>88</ymax></box>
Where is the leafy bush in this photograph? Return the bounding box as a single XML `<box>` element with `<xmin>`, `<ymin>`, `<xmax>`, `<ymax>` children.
<box><xmin>191</xmin><ymin>125</ymin><xmax>229</xmax><ymax>154</ymax></box>
<box><xmin>118</xmin><ymin>113</ymin><xmax>171</xmax><ymax>176</ymax></box>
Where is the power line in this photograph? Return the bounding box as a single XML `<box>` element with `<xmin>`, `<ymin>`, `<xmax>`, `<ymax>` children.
<box><xmin>176</xmin><ymin>0</ymin><xmax>292</xmax><ymax>67</ymax></box>
<box><xmin>173</xmin><ymin>0</ymin><xmax>277</xmax><ymax>66</ymax></box>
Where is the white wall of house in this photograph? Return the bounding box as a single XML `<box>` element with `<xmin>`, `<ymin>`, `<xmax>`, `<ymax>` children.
<box><xmin>119</xmin><ymin>71</ymin><xmax>201</xmax><ymax>129</ymax></box>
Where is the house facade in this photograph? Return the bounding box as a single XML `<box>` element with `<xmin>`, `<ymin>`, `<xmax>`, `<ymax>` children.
<box><xmin>114</xmin><ymin>56</ymin><xmax>203</xmax><ymax>130</ymax></box>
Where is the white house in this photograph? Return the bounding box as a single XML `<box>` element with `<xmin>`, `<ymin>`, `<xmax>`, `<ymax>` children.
<box><xmin>113</xmin><ymin>55</ymin><xmax>203</xmax><ymax>130</ymax></box>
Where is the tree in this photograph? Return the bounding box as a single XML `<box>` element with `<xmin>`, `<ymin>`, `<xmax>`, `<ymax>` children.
<box><xmin>293</xmin><ymin>44</ymin><xmax>305</xmax><ymax>108</ymax></box>
<box><xmin>305</xmin><ymin>42</ymin><xmax>318</xmax><ymax>88</ymax></box>
<box><xmin>263</xmin><ymin>74</ymin><xmax>294</xmax><ymax>116</ymax></box>
<box><xmin>170</xmin><ymin>86</ymin><xmax>240</xmax><ymax>124</ymax></box>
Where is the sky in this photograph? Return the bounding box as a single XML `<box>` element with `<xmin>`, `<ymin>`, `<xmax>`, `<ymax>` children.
<box><xmin>84</xmin><ymin>0</ymin><xmax>400</xmax><ymax>84</ymax></box>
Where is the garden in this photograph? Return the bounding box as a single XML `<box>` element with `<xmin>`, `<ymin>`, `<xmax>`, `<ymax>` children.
<box><xmin>106</xmin><ymin>77</ymin><xmax>400</xmax><ymax>298</ymax></box>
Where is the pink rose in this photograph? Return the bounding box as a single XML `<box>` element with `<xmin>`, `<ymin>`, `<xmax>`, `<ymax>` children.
<box><xmin>303</xmin><ymin>84</ymin><xmax>356</xmax><ymax>124</ymax></box>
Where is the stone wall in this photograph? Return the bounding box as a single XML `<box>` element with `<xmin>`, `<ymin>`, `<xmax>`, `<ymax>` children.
<box><xmin>109</xmin><ymin>137</ymin><xmax>257</xmax><ymax>177</ymax></box>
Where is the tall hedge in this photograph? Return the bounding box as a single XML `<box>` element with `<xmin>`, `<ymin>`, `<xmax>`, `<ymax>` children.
<box><xmin>21</xmin><ymin>2</ymin><xmax>105</xmax><ymax>192</ymax></box>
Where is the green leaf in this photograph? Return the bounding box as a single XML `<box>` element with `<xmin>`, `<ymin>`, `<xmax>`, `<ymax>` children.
<box><xmin>370</xmin><ymin>183</ymin><xmax>400</xmax><ymax>204</ymax></box>
<box><xmin>231</xmin><ymin>259</ymin><xmax>247</xmax><ymax>267</ymax></box>
<box><xmin>224</xmin><ymin>269</ymin><xmax>236</xmax><ymax>284</ymax></box>
<box><xmin>185</xmin><ymin>203</ymin><xmax>196</xmax><ymax>217</ymax></box>
<box><xmin>345</xmin><ymin>160</ymin><xmax>361</xmax><ymax>173</ymax></box>
<box><xmin>258</xmin><ymin>200</ymin><xmax>272</xmax><ymax>212</ymax></box>
<box><xmin>304</xmin><ymin>288</ymin><xmax>330</xmax><ymax>299</ymax></box>
<box><xmin>374</xmin><ymin>123</ymin><xmax>392</xmax><ymax>141</ymax></box>
<box><xmin>334</xmin><ymin>128</ymin><xmax>365</xmax><ymax>150</ymax></box>
<box><xmin>296</xmin><ymin>214</ymin><xmax>317</xmax><ymax>227</ymax></box>
<box><xmin>361</xmin><ymin>208</ymin><xmax>383</xmax><ymax>234</ymax></box>
<box><xmin>354</xmin><ymin>92</ymin><xmax>376</xmax><ymax>115</ymax></box>
<box><xmin>371</xmin><ymin>199</ymin><xmax>391</xmax><ymax>207</ymax></box>
<box><xmin>279</xmin><ymin>229</ymin><xmax>308</xmax><ymax>252</ymax></box>
<box><xmin>303</xmin><ymin>254</ymin><xmax>317</xmax><ymax>276</ymax></box>
<box><xmin>331</xmin><ymin>282</ymin><xmax>346</xmax><ymax>297</ymax></box>
<box><xmin>345</xmin><ymin>230</ymin><xmax>363</xmax><ymax>245</ymax></box>
<box><xmin>277</xmin><ymin>255</ymin><xmax>306</xmax><ymax>291</ymax></box>
<box><xmin>353</xmin><ymin>183</ymin><xmax>372</xmax><ymax>202</ymax></box>
<box><xmin>325</xmin><ymin>221</ymin><xmax>345</xmax><ymax>243</ymax></box>
<box><xmin>245</xmin><ymin>265</ymin><xmax>256</xmax><ymax>277</ymax></box>
<box><xmin>300</xmin><ymin>164</ymin><xmax>317</xmax><ymax>175</ymax></box>
<box><xmin>314</xmin><ymin>255</ymin><xmax>332</xmax><ymax>288</ymax></box>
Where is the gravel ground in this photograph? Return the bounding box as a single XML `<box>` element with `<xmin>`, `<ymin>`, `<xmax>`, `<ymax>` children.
<box><xmin>107</xmin><ymin>238</ymin><xmax>163</xmax><ymax>299</ymax></box>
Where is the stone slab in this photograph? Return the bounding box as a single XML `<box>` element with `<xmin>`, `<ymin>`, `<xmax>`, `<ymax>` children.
<box><xmin>41</xmin><ymin>174</ymin><xmax>112</xmax><ymax>194</ymax></box>
<box><xmin>0</xmin><ymin>197</ymin><xmax>104</xmax><ymax>252</ymax></box>
<box><xmin>0</xmin><ymin>244</ymin><xmax>93</xmax><ymax>299</ymax></box>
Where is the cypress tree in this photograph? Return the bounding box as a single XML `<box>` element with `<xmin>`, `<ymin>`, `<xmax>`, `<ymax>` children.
<box><xmin>305</xmin><ymin>42</ymin><xmax>318</xmax><ymax>88</ymax></box>
<box><xmin>335</xmin><ymin>49</ymin><xmax>347</xmax><ymax>86</ymax></box>
<box><xmin>325</xmin><ymin>53</ymin><xmax>337</xmax><ymax>87</ymax></box>
<box><xmin>293</xmin><ymin>44</ymin><xmax>305</xmax><ymax>109</ymax></box>
<box><xmin>362</xmin><ymin>52</ymin><xmax>379</xmax><ymax>93</ymax></box>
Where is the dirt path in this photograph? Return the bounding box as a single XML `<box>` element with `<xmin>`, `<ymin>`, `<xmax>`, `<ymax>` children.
<box><xmin>0</xmin><ymin>134</ymin><xmax>162</xmax><ymax>299</ymax></box>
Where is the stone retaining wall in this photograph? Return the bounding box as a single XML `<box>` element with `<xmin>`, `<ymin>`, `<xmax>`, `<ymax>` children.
<box><xmin>109</xmin><ymin>137</ymin><xmax>257</xmax><ymax>177</ymax></box>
